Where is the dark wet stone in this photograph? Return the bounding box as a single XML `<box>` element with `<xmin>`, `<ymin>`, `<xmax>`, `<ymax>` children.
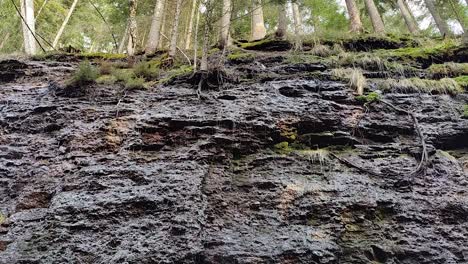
<box><xmin>0</xmin><ymin>55</ymin><xmax>467</xmax><ymax>264</ymax></box>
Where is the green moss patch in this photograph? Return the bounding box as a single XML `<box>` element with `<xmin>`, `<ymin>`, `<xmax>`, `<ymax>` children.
<box><xmin>240</xmin><ymin>39</ymin><xmax>292</xmax><ymax>51</ymax></box>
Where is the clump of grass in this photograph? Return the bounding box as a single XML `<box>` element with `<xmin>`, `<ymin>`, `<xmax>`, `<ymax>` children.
<box><xmin>428</xmin><ymin>62</ymin><xmax>468</xmax><ymax>78</ymax></box>
<box><xmin>67</xmin><ymin>60</ymin><xmax>98</xmax><ymax>87</ymax></box>
<box><xmin>125</xmin><ymin>77</ymin><xmax>147</xmax><ymax>90</ymax></box>
<box><xmin>463</xmin><ymin>105</ymin><xmax>468</xmax><ymax>118</ymax></box>
<box><xmin>0</xmin><ymin>213</ymin><xmax>5</xmax><ymax>225</ymax></box>
<box><xmin>356</xmin><ymin>91</ymin><xmax>381</xmax><ymax>104</ymax></box>
<box><xmin>298</xmin><ymin>148</ymin><xmax>330</xmax><ymax>166</ymax></box>
<box><xmin>96</xmin><ymin>75</ymin><xmax>117</xmax><ymax>85</ymax></box>
<box><xmin>454</xmin><ymin>75</ymin><xmax>468</xmax><ymax>91</ymax></box>
<box><xmin>99</xmin><ymin>61</ymin><xmax>114</xmax><ymax>75</ymax></box>
<box><xmin>111</xmin><ymin>68</ymin><xmax>135</xmax><ymax>83</ymax></box>
<box><xmin>310</xmin><ymin>44</ymin><xmax>333</xmax><ymax>57</ymax></box>
<box><xmin>337</xmin><ymin>52</ymin><xmax>386</xmax><ymax>71</ymax></box>
<box><xmin>331</xmin><ymin>68</ymin><xmax>367</xmax><ymax>95</ymax></box>
<box><xmin>379</xmin><ymin>78</ymin><xmax>462</xmax><ymax>95</ymax></box>
<box><xmin>133</xmin><ymin>61</ymin><xmax>160</xmax><ymax>80</ymax></box>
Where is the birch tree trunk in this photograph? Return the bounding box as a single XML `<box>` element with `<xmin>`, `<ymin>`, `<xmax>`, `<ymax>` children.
<box><xmin>363</xmin><ymin>0</ymin><xmax>385</xmax><ymax>34</ymax></box>
<box><xmin>52</xmin><ymin>0</ymin><xmax>79</xmax><ymax>48</ymax></box>
<box><xmin>250</xmin><ymin>0</ymin><xmax>266</xmax><ymax>41</ymax></box>
<box><xmin>127</xmin><ymin>0</ymin><xmax>138</xmax><ymax>56</ymax></box>
<box><xmin>275</xmin><ymin>3</ymin><xmax>288</xmax><ymax>39</ymax></box>
<box><xmin>345</xmin><ymin>0</ymin><xmax>363</xmax><ymax>33</ymax></box>
<box><xmin>219</xmin><ymin>0</ymin><xmax>232</xmax><ymax>49</ymax></box>
<box><xmin>169</xmin><ymin>0</ymin><xmax>183</xmax><ymax>58</ymax></box>
<box><xmin>397</xmin><ymin>0</ymin><xmax>419</xmax><ymax>35</ymax></box>
<box><xmin>193</xmin><ymin>5</ymin><xmax>200</xmax><ymax>71</ymax></box>
<box><xmin>118</xmin><ymin>22</ymin><xmax>129</xmax><ymax>53</ymax></box>
<box><xmin>145</xmin><ymin>0</ymin><xmax>165</xmax><ymax>54</ymax></box>
<box><xmin>424</xmin><ymin>0</ymin><xmax>451</xmax><ymax>36</ymax></box>
<box><xmin>292</xmin><ymin>2</ymin><xmax>303</xmax><ymax>50</ymax></box>
<box><xmin>185</xmin><ymin>0</ymin><xmax>197</xmax><ymax>50</ymax></box>
<box><xmin>20</xmin><ymin>0</ymin><xmax>36</xmax><ymax>55</ymax></box>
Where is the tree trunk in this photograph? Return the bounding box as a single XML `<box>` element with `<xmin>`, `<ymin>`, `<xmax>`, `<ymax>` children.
<box><xmin>185</xmin><ymin>0</ymin><xmax>197</xmax><ymax>50</ymax></box>
<box><xmin>118</xmin><ymin>22</ymin><xmax>129</xmax><ymax>53</ymax></box>
<box><xmin>397</xmin><ymin>0</ymin><xmax>419</xmax><ymax>35</ymax></box>
<box><xmin>158</xmin><ymin>3</ymin><xmax>168</xmax><ymax>49</ymax></box>
<box><xmin>193</xmin><ymin>5</ymin><xmax>201</xmax><ymax>71</ymax></box>
<box><xmin>345</xmin><ymin>0</ymin><xmax>363</xmax><ymax>33</ymax></box>
<box><xmin>275</xmin><ymin>3</ymin><xmax>288</xmax><ymax>39</ymax></box>
<box><xmin>169</xmin><ymin>0</ymin><xmax>183</xmax><ymax>58</ymax></box>
<box><xmin>250</xmin><ymin>0</ymin><xmax>266</xmax><ymax>41</ymax></box>
<box><xmin>292</xmin><ymin>2</ymin><xmax>303</xmax><ymax>50</ymax></box>
<box><xmin>20</xmin><ymin>0</ymin><xmax>36</xmax><ymax>55</ymax></box>
<box><xmin>424</xmin><ymin>0</ymin><xmax>451</xmax><ymax>37</ymax></box>
<box><xmin>127</xmin><ymin>0</ymin><xmax>138</xmax><ymax>56</ymax></box>
<box><xmin>219</xmin><ymin>0</ymin><xmax>232</xmax><ymax>49</ymax></box>
<box><xmin>52</xmin><ymin>0</ymin><xmax>79</xmax><ymax>48</ymax></box>
<box><xmin>145</xmin><ymin>0</ymin><xmax>165</xmax><ymax>54</ymax></box>
<box><xmin>201</xmin><ymin>0</ymin><xmax>214</xmax><ymax>72</ymax></box>
<box><xmin>363</xmin><ymin>0</ymin><xmax>385</xmax><ymax>34</ymax></box>
<box><xmin>447</xmin><ymin>0</ymin><xmax>466</xmax><ymax>34</ymax></box>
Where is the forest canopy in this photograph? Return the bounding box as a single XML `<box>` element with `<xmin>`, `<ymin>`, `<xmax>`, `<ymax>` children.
<box><xmin>0</xmin><ymin>0</ymin><xmax>466</xmax><ymax>55</ymax></box>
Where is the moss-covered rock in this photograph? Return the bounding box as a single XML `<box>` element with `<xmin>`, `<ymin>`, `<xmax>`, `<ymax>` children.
<box><xmin>240</xmin><ymin>39</ymin><xmax>292</xmax><ymax>51</ymax></box>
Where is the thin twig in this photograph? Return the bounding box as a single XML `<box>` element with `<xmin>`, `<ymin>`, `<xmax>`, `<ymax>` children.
<box><xmin>160</xmin><ymin>33</ymin><xmax>192</xmax><ymax>66</ymax></box>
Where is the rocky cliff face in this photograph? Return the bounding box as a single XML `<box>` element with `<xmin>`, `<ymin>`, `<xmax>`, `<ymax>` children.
<box><xmin>0</xmin><ymin>43</ymin><xmax>467</xmax><ymax>264</ymax></box>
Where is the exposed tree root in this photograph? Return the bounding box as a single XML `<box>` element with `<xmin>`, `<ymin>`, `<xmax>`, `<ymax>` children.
<box><xmin>330</xmin><ymin>152</ymin><xmax>382</xmax><ymax>176</ymax></box>
<box><xmin>380</xmin><ymin>99</ymin><xmax>429</xmax><ymax>176</ymax></box>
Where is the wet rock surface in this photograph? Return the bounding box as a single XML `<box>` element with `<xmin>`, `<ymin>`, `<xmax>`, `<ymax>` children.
<box><xmin>0</xmin><ymin>51</ymin><xmax>467</xmax><ymax>264</ymax></box>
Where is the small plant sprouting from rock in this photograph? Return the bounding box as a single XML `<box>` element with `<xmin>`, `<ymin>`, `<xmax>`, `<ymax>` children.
<box><xmin>0</xmin><ymin>213</ymin><xmax>5</xmax><ymax>225</ymax></box>
<box><xmin>67</xmin><ymin>60</ymin><xmax>98</xmax><ymax>87</ymax></box>
<box><xmin>463</xmin><ymin>105</ymin><xmax>468</xmax><ymax>119</ymax></box>
<box><xmin>298</xmin><ymin>148</ymin><xmax>330</xmax><ymax>166</ymax></box>
<box><xmin>356</xmin><ymin>91</ymin><xmax>381</xmax><ymax>104</ymax></box>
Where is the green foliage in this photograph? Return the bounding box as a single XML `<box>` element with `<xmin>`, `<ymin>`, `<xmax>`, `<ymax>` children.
<box><xmin>454</xmin><ymin>76</ymin><xmax>468</xmax><ymax>91</ymax></box>
<box><xmin>379</xmin><ymin>78</ymin><xmax>462</xmax><ymax>95</ymax></box>
<box><xmin>67</xmin><ymin>61</ymin><xmax>98</xmax><ymax>87</ymax></box>
<box><xmin>356</xmin><ymin>92</ymin><xmax>381</xmax><ymax>104</ymax></box>
<box><xmin>133</xmin><ymin>61</ymin><xmax>160</xmax><ymax>80</ymax></box>
<box><xmin>112</xmin><ymin>68</ymin><xmax>135</xmax><ymax>83</ymax></box>
<box><xmin>96</xmin><ymin>75</ymin><xmax>117</xmax><ymax>85</ymax></box>
<box><xmin>463</xmin><ymin>105</ymin><xmax>468</xmax><ymax>118</ymax></box>
<box><xmin>125</xmin><ymin>77</ymin><xmax>147</xmax><ymax>90</ymax></box>
<box><xmin>160</xmin><ymin>65</ymin><xmax>194</xmax><ymax>84</ymax></box>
